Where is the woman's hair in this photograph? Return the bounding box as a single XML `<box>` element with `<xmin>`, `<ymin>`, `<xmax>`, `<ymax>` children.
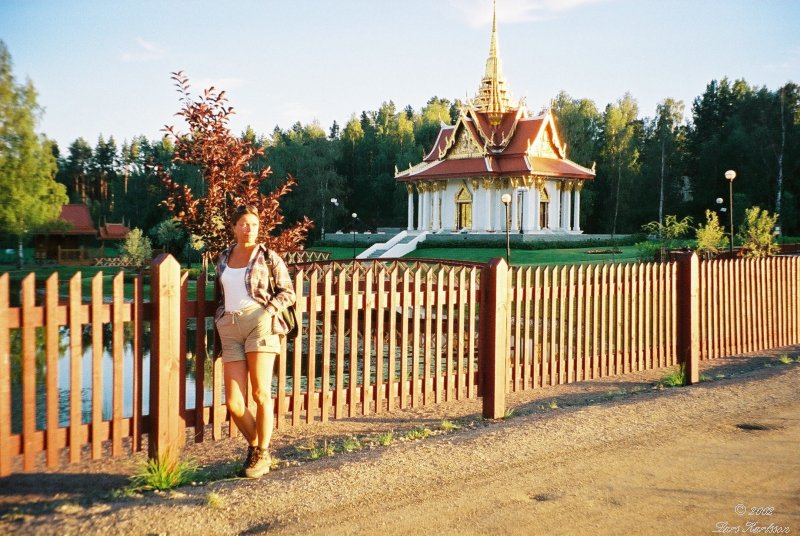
<box><xmin>231</xmin><ymin>204</ymin><xmax>260</xmax><ymax>225</ymax></box>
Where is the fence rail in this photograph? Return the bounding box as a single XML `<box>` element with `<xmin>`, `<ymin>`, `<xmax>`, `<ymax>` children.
<box><xmin>1</xmin><ymin>253</ymin><xmax>798</xmax><ymax>476</ymax></box>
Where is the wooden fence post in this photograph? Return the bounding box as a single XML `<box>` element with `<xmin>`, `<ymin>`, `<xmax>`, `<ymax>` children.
<box><xmin>149</xmin><ymin>254</ymin><xmax>183</xmax><ymax>458</ymax></box>
<box><xmin>676</xmin><ymin>251</ymin><xmax>700</xmax><ymax>384</ymax></box>
<box><xmin>481</xmin><ymin>258</ymin><xmax>509</xmax><ymax>419</ymax></box>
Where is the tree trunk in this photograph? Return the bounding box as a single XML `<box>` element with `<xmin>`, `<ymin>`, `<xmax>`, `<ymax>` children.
<box><xmin>611</xmin><ymin>160</ymin><xmax>621</xmax><ymax>238</ymax></box>
<box><xmin>775</xmin><ymin>89</ymin><xmax>785</xmax><ymax>231</ymax></box>
<box><xmin>659</xmin><ymin>136</ymin><xmax>665</xmax><ymax>233</ymax></box>
<box><xmin>17</xmin><ymin>235</ymin><xmax>24</xmax><ymax>269</ymax></box>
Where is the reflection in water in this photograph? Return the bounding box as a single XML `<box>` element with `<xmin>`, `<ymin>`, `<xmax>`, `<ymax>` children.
<box><xmin>9</xmin><ymin>323</ymin><xmax>215</xmax><ymax>434</ymax></box>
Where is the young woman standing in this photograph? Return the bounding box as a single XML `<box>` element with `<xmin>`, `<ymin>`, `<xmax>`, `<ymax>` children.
<box><xmin>214</xmin><ymin>205</ymin><xmax>295</xmax><ymax>478</ymax></box>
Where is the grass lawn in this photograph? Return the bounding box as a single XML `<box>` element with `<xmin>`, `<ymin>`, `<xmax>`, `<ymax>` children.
<box><xmin>405</xmin><ymin>246</ymin><xmax>641</xmax><ymax>266</ymax></box>
<box><xmin>310</xmin><ymin>245</ymin><xmax>640</xmax><ymax>266</ymax></box>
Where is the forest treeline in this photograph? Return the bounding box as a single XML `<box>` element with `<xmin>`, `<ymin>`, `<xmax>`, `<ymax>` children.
<box><xmin>51</xmin><ymin>78</ymin><xmax>799</xmax><ymax>246</ymax></box>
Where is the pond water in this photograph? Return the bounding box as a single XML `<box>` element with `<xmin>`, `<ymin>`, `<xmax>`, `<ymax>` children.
<box><xmin>9</xmin><ymin>327</ymin><xmax>214</xmax><ymax>434</ymax></box>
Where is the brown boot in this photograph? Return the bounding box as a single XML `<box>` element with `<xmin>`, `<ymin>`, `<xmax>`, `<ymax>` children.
<box><xmin>244</xmin><ymin>447</ymin><xmax>271</xmax><ymax>478</ymax></box>
<box><xmin>237</xmin><ymin>445</ymin><xmax>257</xmax><ymax>477</ymax></box>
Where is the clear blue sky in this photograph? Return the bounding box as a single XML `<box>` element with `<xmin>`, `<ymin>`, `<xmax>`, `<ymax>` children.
<box><xmin>2</xmin><ymin>0</ymin><xmax>798</xmax><ymax>151</ymax></box>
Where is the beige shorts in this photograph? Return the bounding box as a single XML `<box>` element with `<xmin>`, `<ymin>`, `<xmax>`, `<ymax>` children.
<box><xmin>215</xmin><ymin>304</ymin><xmax>281</xmax><ymax>362</ymax></box>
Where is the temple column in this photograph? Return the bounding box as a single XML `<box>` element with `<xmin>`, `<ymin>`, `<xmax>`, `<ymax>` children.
<box><xmin>510</xmin><ymin>188</ymin><xmax>519</xmax><ymax>233</ymax></box>
<box><xmin>573</xmin><ymin>184</ymin><xmax>582</xmax><ymax>232</ymax></box>
<box><xmin>483</xmin><ymin>179</ymin><xmax>493</xmax><ymax>231</ymax></box>
<box><xmin>532</xmin><ymin>186</ymin><xmax>541</xmax><ymax>231</ymax></box>
<box><xmin>522</xmin><ymin>188</ymin><xmax>534</xmax><ymax>232</ymax></box>
<box><xmin>563</xmin><ymin>183</ymin><xmax>573</xmax><ymax>231</ymax></box>
<box><xmin>416</xmin><ymin>184</ymin><xmax>424</xmax><ymax>231</ymax></box>
<box><xmin>470</xmin><ymin>179</ymin><xmax>481</xmax><ymax>232</ymax></box>
<box><xmin>406</xmin><ymin>184</ymin><xmax>414</xmax><ymax>231</ymax></box>
<box><xmin>431</xmin><ymin>184</ymin><xmax>440</xmax><ymax>232</ymax></box>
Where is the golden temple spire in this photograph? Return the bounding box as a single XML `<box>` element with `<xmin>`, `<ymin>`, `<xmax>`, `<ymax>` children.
<box><xmin>475</xmin><ymin>0</ymin><xmax>512</xmax><ymax>125</ymax></box>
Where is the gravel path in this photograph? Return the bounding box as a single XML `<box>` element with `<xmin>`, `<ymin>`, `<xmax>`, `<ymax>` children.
<box><xmin>2</xmin><ymin>350</ymin><xmax>799</xmax><ymax>535</ymax></box>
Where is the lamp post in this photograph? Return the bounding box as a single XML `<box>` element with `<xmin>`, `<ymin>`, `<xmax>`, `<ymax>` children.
<box><xmin>351</xmin><ymin>212</ymin><xmax>358</xmax><ymax>260</ymax></box>
<box><xmin>725</xmin><ymin>170</ymin><xmax>736</xmax><ymax>253</ymax></box>
<box><xmin>501</xmin><ymin>193</ymin><xmax>512</xmax><ymax>264</ymax></box>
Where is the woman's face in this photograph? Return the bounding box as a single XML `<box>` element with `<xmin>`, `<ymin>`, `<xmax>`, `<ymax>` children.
<box><xmin>233</xmin><ymin>212</ymin><xmax>260</xmax><ymax>245</ymax></box>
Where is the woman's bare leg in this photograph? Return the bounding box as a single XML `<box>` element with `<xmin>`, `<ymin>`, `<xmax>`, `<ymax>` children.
<box><xmin>223</xmin><ymin>360</ymin><xmax>257</xmax><ymax>446</ymax></box>
<box><xmin>246</xmin><ymin>351</ymin><xmax>277</xmax><ymax>449</ymax></box>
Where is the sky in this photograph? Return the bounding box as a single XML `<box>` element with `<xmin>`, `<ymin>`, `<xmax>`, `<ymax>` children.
<box><xmin>2</xmin><ymin>0</ymin><xmax>799</xmax><ymax>152</ymax></box>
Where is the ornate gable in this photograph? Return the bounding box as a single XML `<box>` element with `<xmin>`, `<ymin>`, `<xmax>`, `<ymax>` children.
<box><xmin>440</xmin><ymin>119</ymin><xmax>484</xmax><ymax>160</ymax></box>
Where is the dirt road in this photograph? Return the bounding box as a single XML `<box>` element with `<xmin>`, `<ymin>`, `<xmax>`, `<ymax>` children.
<box><xmin>2</xmin><ymin>353</ymin><xmax>799</xmax><ymax>535</ymax></box>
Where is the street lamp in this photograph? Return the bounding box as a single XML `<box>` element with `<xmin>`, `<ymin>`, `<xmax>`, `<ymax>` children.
<box><xmin>501</xmin><ymin>193</ymin><xmax>512</xmax><ymax>264</ymax></box>
<box><xmin>323</xmin><ymin>197</ymin><xmax>338</xmax><ymax>241</ymax></box>
<box><xmin>351</xmin><ymin>212</ymin><xmax>358</xmax><ymax>260</ymax></box>
<box><xmin>725</xmin><ymin>170</ymin><xmax>736</xmax><ymax>253</ymax></box>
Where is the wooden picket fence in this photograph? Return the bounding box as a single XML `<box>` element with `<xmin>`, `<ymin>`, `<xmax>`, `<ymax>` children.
<box><xmin>505</xmin><ymin>261</ymin><xmax>679</xmax><ymax>392</ymax></box>
<box><xmin>1</xmin><ymin>253</ymin><xmax>798</xmax><ymax>476</ymax></box>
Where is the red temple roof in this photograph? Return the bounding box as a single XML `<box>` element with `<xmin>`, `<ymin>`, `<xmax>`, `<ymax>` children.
<box><xmin>398</xmin><ymin>110</ymin><xmax>594</xmax><ymax>182</ymax></box>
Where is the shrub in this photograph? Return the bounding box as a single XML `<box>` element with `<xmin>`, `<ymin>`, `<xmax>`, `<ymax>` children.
<box><xmin>120</xmin><ymin>228</ymin><xmax>153</xmax><ymax>268</ymax></box>
<box><xmin>695</xmin><ymin>210</ymin><xmax>729</xmax><ymax>259</ymax></box>
<box><xmin>738</xmin><ymin>207</ymin><xmax>779</xmax><ymax>258</ymax></box>
<box><xmin>641</xmin><ymin>215</ymin><xmax>693</xmax><ymax>260</ymax></box>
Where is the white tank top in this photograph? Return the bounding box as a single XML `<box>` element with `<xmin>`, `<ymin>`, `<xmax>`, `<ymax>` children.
<box><xmin>220</xmin><ymin>266</ymin><xmax>259</xmax><ymax>312</ymax></box>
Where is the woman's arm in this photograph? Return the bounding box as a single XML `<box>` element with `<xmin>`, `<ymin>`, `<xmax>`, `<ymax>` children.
<box><xmin>265</xmin><ymin>250</ymin><xmax>296</xmax><ymax>313</ymax></box>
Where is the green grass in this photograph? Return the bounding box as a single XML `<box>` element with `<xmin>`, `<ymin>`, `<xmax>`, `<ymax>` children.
<box><xmin>404</xmin><ymin>246</ymin><xmax>640</xmax><ymax>266</ymax></box>
<box><xmin>404</xmin><ymin>426</ymin><xmax>433</xmax><ymax>440</ymax></box>
<box><xmin>440</xmin><ymin>420</ymin><xmax>461</xmax><ymax>432</ymax></box>
<box><xmin>206</xmin><ymin>492</ymin><xmax>225</xmax><ymax>509</ymax></box>
<box><xmin>777</xmin><ymin>354</ymin><xmax>795</xmax><ymax>365</ymax></box>
<box><xmin>660</xmin><ymin>365</ymin><xmax>687</xmax><ymax>388</ymax></box>
<box><xmin>302</xmin><ymin>439</ymin><xmax>335</xmax><ymax>461</ymax></box>
<box><xmin>339</xmin><ymin>436</ymin><xmax>362</xmax><ymax>453</ymax></box>
<box><xmin>375</xmin><ymin>431</ymin><xmax>394</xmax><ymax>446</ymax></box>
<box><xmin>502</xmin><ymin>407</ymin><xmax>516</xmax><ymax>419</ymax></box>
<box><xmin>128</xmin><ymin>451</ymin><xmax>201</xmax><ymax>491</ymax></box>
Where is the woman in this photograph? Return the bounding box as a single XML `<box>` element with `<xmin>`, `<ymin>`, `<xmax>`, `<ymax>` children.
<box><xmin>214</xmin><ymin>205</ymin><xmax>295</xmax><ymax>478</ymax></box>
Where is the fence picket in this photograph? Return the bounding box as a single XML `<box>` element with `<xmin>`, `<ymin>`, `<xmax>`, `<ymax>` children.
<box><xmin>21</xmin><ymin>275</ymin><xmax>36</xmax><ymax>471</ymax></box>
<box><xmin>375</xmin><ymin>267</ymin><xmax>386</xmax><ymax>412</ymax></box>
<box><xmin>349</xmin><ymin>267</ymin><xmax>360</xmax><ymax>417</ymax></box>
<box><xmin>467</xmin><ymin>267</ymin><xmax>477</xmax><ymax>398</ymax></box>
<box><xmin>68</xmin><ymin>273</ymin><xmax>82</xmax><ymax>464</ymax></box>
<box><xmin>0</xmin><ymin>275</ymin><xmax>10</xmax><ymax>476</ymax></box>
<box><xmin>45</xmin><ymin>275</ymin><xmax>59</xmax><ymax>468</ymax></box>
<box><xmin>133</xmin><ymin>273</ymin><xmax>144</xmax><ymax>451</ymax></box>
<box><xmin>566</xmin><ymin>266</ymin><xmax>576</xmax><ymax>383</ymax></box>
<box><xmin>305</xmin><ymin>269</ymin><xmax>316</xmax><ymax>424</ymax></box>
<box><xmin>91</xmin><ymin>273</ymin><xmax>103</xmax><ymax>460</ymax></box>
<box><xmin>446</xmin><ymin>268</ymin><xmax>455</xmax><ymax>401</ymax></box>
<box><xmin>112</xmin><ymin>272</ymin><xmax>124</xmax><ymax>457</ymax></box>
<box><xmin>321</xmin><ymin>270</ymin><xmax>333</xmax><ymax>422</ymax></box>
<box><xmin>335</xmin><ymin>273</ymin><xmax>346</xmax><ymax>419</ymax></box>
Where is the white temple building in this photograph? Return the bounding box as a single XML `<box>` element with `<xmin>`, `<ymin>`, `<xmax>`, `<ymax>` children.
<box><xmin>394</xmin><ymin>2</ymin><xmax>595</xmax><ymax>236</ymax></box>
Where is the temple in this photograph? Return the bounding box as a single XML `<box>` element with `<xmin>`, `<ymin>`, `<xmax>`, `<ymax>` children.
<box><xmin>395</xmin><ymin>2</ymin><xmax>595</xmax><ymax>235</ymax></box>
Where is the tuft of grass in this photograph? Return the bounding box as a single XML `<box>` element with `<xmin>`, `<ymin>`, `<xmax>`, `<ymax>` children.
<box><xmin>129</xmin><ymin>451</ymin><xmax>200</xmax><ymax>491</ymax></box>
<box><xmin>340</xmin><ymin>436</ymin><xmax>362</xmax><ymax>453</ymax></box>
<box><xmin>660</xmin><ymin>365</ymin><xmax>687</xmax><ymax>388</ymax></box>
<box><xmin>375</xmin><ymin>431</ymin><xmax>394</xmax><ymax>446</ymax></box>
<box><xmin>777</xmin><ymin>354</ymin><xmax>794</xmax><ymax>365</ymax></box>
<box><xmin>699</xmin><ymin>373</ymin><xmax>712</xmax><ymax>382</ymax></box>
<box><xmin>547</xmin><ymin>400</ymin><xmax>559</xmax><ymax>409</ymax></box>
<box><xmin>440</xmin><ymin>420</ymin><xmax>461</xmax><ymax>432</ymax></box>
<box><xmin>404</xmin><ymin>426</ymin><xmax>432</xmax><ymax>440</ymax></box>
<box><xmin>604</xmin><ymin>389</ymin><xmax>625</xmax><ymax>400</ymax></box>
<box><xmin>714</xmin><ymin>373</ymin><xmax>727</xmax><ymax>380</ymax></box>
<box><xmin>307</xmin><ymin>440</ymin><xmax>336</xmax><ymax>460</ymax></box>
<box><xmin>503</xmin><ymin>408</ymin><xmax>516</xmax><ymax>419</ymax></box>
<box><xmin>206</xmin><ymin>492</ymin><xmax>225</xmax><ymax>509</ymax></box>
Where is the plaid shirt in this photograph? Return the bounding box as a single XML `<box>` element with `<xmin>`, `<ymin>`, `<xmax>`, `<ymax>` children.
<box><xmin>215</xmin><ymin>243</ymin><xmax>295</xmax><ymax>322</ymax></box>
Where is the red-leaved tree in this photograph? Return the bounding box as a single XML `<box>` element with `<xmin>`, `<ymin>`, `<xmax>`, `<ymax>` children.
<box><xmin>159</xmin><ymin>71</ymin><xmax>312</xmax><ymax>266</ymax></box>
